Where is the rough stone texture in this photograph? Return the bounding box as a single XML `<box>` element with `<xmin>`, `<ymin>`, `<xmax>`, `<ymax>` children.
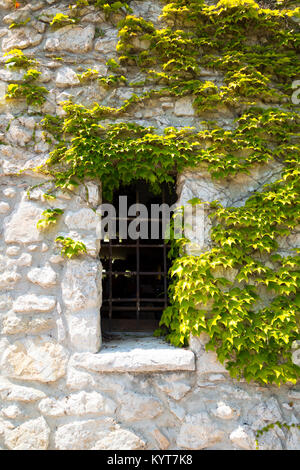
<box><xmin>4</xmin><ymin>199</ymin><xmax>43</xmax><ymax>244</ymax></box>
<box><xmin>154</xmin><ymin>374</ymin><xmax>192</xmax><ymax>400</ymax></box>
<box><xmin>0</xmin><ymin>377</ymin><xmax>46</xmax><ymax>402</ymax></box>
<box><xmin>177</xmin><ymin>412</ymin><xmax>224</xmax><ymax>449</ymax></box>
<box><xmin>119</xmin><ymin>391</ymin><xmax>163</xmax><ymax>422</ymax></box>
<box><xmin>39</xmin><ymin>391</ymin><xmax>116</xmax><ymax>417</ymax></box>
<box><xmin>55</xmin><ymin>67</ymin><xmax>80</xmax><ymax>88</ymax></box>
<box><xmin>70</xmin><ymin>337</ymin><xmax>195</xmax><ymax>372</ymax></box>
<box><xmin>92</xmin><ymin>428</ymin><xmax>146</xmax><ymax>450</ymax></box>
<box><xmin>0</xmin><ymin>0</ymin><xmax>298</xmax><ymax>451</ymax></box>
<box><xmin>61</xmin><ymin>259</ymin><xmax>101</xmax><ymax>313</ymax></box>
<box><xmin>2</xmin><ymin>27</ymin><xmax>42</xmax><ymax>51</ymax></box>
<box><xmin>174</xmin><ymin>97</ymin><xmax>195</xmax><ymax>116</ymax></box>
<box><xmin>13</xmin><ymin>294</ymin><xmax>56</xmax><ymax>313</ymax></box>
<box><xmin>230</xmin><ymin>425</ymin><xmax>256</xmax><ymax>450</ymax></box>
<box><xmin>2</xmin><ymin>312</ymin><xmax>54</xmax><ymax>335</ymax></box>
<box><xmin>65</xmin><ymin>208</ymin><xmax>99</xmax><ymax>230</ymax></box>
<box><xmin>27</xmin><ymin>264</ymin><xmax>57</xmax><ymax>288</ymax></box>
<box><xmin>44</xmin><ymin>25</ymin><xmax>95</xmax><ymax>53</ymax></box>
<box><xmin>1</xmin><ymin>336</ymin><xmax>68</xmax><ymax>382</ymax></box>
<box><xmin>4</xmin><ymin>417</ymin><xmax>50</xmax><ymax>450</ymax></box>
<box><xmin>54</xmin><ymin>418</ymin><xmax>115</xmax><ymax>450</ymax></box>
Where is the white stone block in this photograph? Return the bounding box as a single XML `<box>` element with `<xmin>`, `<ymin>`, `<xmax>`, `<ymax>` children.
<box><xmin>45</xmin><ymin>25</ymin><xmax>95</xmax><ymax>53</ymax></box>
<box><xmin>62</xmin><ymin>259</ymin><xmax>101</xmax><ymax>313</ymax></box>
<box><xmin>13</xmin><ymin>294</ymin><xmax>56</xmax><ymax>313</ymax></box>
<box><xmin>67</xmin><ymin>309</ymin><xmax>101</xmax><ymax>353</ymax></box>
<box><xmin>177</xmin><ymin>412</ymin><xmax>223</xmax><ymax>449</ymax></box>
<box><xmin>39</xmin><ymin>391</ymin><xmax>116</xmax><ymax>417</ymax></box>
<box><xmin>1</xmin><ymin>336</ymin><xmax>68</xmax><ymax>383</ymax></box>
<box><xmin>4</xmin><ymin>199</ymin><xmax>43</xmax><ymax>244</ymax></box>
<box><xmin>4</xmin><ymin>417</ymin><xmax>50</xmax><ymax>450</ymax></box>
<box><xmin>27</xmin><ymin>264</ymin><xmax>57</xmax><ymax>288</ymax></box>
<box><xmin>65</xmin><ymin>208</ymin><xmax>99</xmax><ymax>230</ymax></box>
<box><xmin>174</xmin><ymin>97</ymin><xmax>195</xmax><ymax>116</ymax></box>
<box><xmin>71</xmin><ymin>337</ymin><xmax>195</xmax><ymax>372</ymax></box>
<box><xmin>55</xmin><ymin>67</ymin><xmax>80</xmax><ymax>87</ymax></box>
<box><xmin>0</xmin><ymin>202</ymin><xmax>10</xmax><ymax>213</ymax></box>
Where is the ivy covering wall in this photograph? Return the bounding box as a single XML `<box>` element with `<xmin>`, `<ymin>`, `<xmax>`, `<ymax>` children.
<box><xmin>5</xmin><ymin>0</ymin><xmax>300</xmax><ymax>385</ymax></box>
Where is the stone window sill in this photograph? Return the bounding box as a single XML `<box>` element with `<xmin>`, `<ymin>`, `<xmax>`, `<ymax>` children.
<box><xmin>72</xmin><ymin>335</ymin><xmax>196</xmax><ymax>373</ymax></box>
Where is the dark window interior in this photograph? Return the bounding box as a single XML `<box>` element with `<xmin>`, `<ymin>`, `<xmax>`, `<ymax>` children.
<box><xmin>100</xmin><ymin>181</ymin><xmax>177</xmax><ymax>332</ymax></box>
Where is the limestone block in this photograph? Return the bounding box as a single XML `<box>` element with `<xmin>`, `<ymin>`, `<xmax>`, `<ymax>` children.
<box><xmin>39</xmin><ymin>391</ymin><xmax>116</xmax><ymax>417</ymax></box>
<box><xmin>7</xmin><ymin>122</ymin><xmax>32</xmax><ymax>147</ymax></box>
<box><xmin>152</xmin><ymin>429</ymin><xmax>170</xmax><ymax>450</ymax></box>
<box><xmin>119</xmin><ymin>391</ymin><xmax>163</xmax><ymax>422</ymax></box>
<box><xmin>168</xmin><ymin>401</ymin><xmax>186</xmax><ymax>421</ymax></box>
<box><xmin>13</xmin><ymin>294</ymin><xmax>56</xmax><ymax>313</ymax></box>
<box><xmin>247</xmin><ymin>397</ymin><xmax>283</xmax><ymax>430</ymax></box>
<box><xmin>55</xmin><ymin>67</ymin><xmax>80</xmax><ymax>88</ymax></box>
<box><xmin>212</xmin><ymin>401</ymin><xmax>240</xmax><ymax>420</ymax></box>
<box><xmin>154</xmin><ymin>375</ymin><xmax>192</xmax><ymax>400</ymax></box>
<box><xmin>257</xmin><ymin>428</ymin><xmax>283</xmax><ymax>450</ymax></box>
<box><xmin>131</xmin><ymin>37</ymin><xmax>151</xmax><ymax>51</ymax></box>
<box><xmin>14</xmin><ymin>253</ymin><xmax>32</xmax><ymax>267</ymax></box>
<box><xmin>0</xmin><ymin>1</ymin><xmax>14</xmax><ymax>8</ymax></box>
<box><xmin>196</xmin><ymin>350</ymin><xmax>227</xmax><ymax>375</ymax></box>
<box><xmin>4</xmin><ymin>199</ymin><xmax>43</xmax><ymax>244</ymax></box>
<box><xmin>2</xmin><ymin>312</ymin><xmax>54</xmax><ymax>335</ymax></box>
<box><xmin>292</xmin><ymin>348</ymin><xmax>300</xmax><ymax>366</ymax></box>
<box><xmin>177</xmin><ymin>412</ymin><xmax>223</xmax><ymax>449</ymax></box>
<box><xmin>286</xmin><ymin>427</ymin><xmax>300</xmax><ymax>450</ymax></box>
<box><xmin>0</xmin><ymin>294</ymin><xmax>12</xmax><ymax>310</ymax></box>
<box><xmin>27</xmin><ymin>264</ymin><xmax>57</xmax><ymax>288</ymax></box>
<box><xmin>61</xmin><ymin>259</ymin><xmax>101</xmax><ymax>313</ymax></box>
<box><xmin>66</xmin><ymin>309</ymin><xmax>101</xmax><ymax>353</ymax></box>
<box><xmin>49</xmin><ymin>254</ymin><xmax>64</xmax><ymax>264</ymax></box>
<box><xmin>0</xmin><ymin>270</ymin><xmax>21</xmax><ymax>289</ymax></box>
<box><xmin>54</xmin><ymin>418</ymin><xmax>115</xmax><ymax>450</ymax></box>
<box><xmin>93</xmin><ymin>428</ymin><xmax>146</xmax><ymax>450</ymax></box>
<box><xmin>288</xmin><ymin>390</ymin><xmax>300</xmax><ymax>401</ymax></box>
<box><xmin>4</xmin><ymin>417</ymin><xmax>50</xmax><ymax>450</ymax></box>
<box><xmin>6</xmin><ymin>246</ymin><xmax>20</xmax><ymax>256</ymax></box>
<box><xmin>66</xmin><ymin>366</ymin><xmax>97</xmax><ymax>391</ymax></box>
<box><xmin>94</xmin><ymin>37</ymin><xmax>118</xmax><ymax>54</ymax></box>
<box><xmin>71</xmin><ymin>337</ymin><xmax>195</xmax><ymax>373</ymax></box>
<box><xmin>3</xmin><ymin>187</ymin><xmax>16</xmax><ymax>198</ymax></box>
<box><xmin>0</xmin><ymin>377</ymin><xmax>46</xmax><ymax>402</ymax></box>
<box><xmin>86</xmin><ymin>182</ymin><xmax>100</xmax><ymax>207</ymax></box>
<box><xmin>230</xmin><ymin>425</ymin><xmax>256</xmax><ymax>450</ymax></box>
<box><xmin>1</xmin><ymin>405</ymin><xmax>22</xmax><ymax>419</ymax></box>
<box><xmin>0</xmin><ymin>69</ymin><xmax>26</xmax><ymax>83</ymax></box>
<box><xmin>44</xmin><ymin>25</ymin><xmax>95</xmax><ymax>53</ymax></box>
<box><xmin>2</xmin><ymin>5</ymin><xmax>32</xmax><ymax>23</ymax></box>
<box><xmin>1</xmin><ymin>336</ymin><xmax>68</xmax><ymax>383</ymax></box>
<box><xmin>2</xmin><ymin>28</ymin><xmax>43</xmax><ymax>52</ymax></box>
<box><xmin>174</xmin><ymin>97</ymin><xmax>195</xmax><ymax>116</ymax></box>
<box><xmin>0</xmin><ymin>202</ymin><xmax>10</xmax><ymax>213</ymax></box>
<box><xmin>65</xmin><ymin>208</ymin><xmax>99</xmax><ymax>230</ymax></box>
<box><xmin>0</xmin><ymin>417</ymin><xmax>14</xmax><ymax>436</ymax></box>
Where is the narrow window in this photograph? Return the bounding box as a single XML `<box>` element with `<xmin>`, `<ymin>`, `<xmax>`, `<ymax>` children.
<box><xmin>100</xmin><ymin>181</ymin><xmax>176</xmax><ymax>333</ymax></box>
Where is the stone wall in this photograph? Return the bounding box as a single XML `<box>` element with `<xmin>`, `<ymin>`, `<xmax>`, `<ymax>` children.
<box><xmin>0</xmin><ymin>0</ymin><xmax>299</xmax><ymax>450</ymax></box>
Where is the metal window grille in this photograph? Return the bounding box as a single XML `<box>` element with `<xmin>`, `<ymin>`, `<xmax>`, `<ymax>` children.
<box><xmin>100</xmin><ymin>182</ymin><xmax>175</xmax><ymax>332</ymax></box>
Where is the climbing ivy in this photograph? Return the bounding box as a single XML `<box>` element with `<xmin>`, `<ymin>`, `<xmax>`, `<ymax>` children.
<box><xmin>37</xmin><ymin>208</ymin><xmax>64</xmax><ymax>230</ymax></box>
<box><xmin>4</xmin><ymin>50</ymin><xmax>48</xmax><ymax>106</ymax></box>
<box><xmin>55</xmin><ymin>236</ymin><xmax>88</xmax><ymax>258</ymax></box>
<box><xmin>255</xmin><ymin>421</ymin><xmax>300</xmax><ymax>449</ymax></box>
<box><xmin>5</xmin><ymin>0</ymin><xmax>300</xmax><ymax>385</ymax></box>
